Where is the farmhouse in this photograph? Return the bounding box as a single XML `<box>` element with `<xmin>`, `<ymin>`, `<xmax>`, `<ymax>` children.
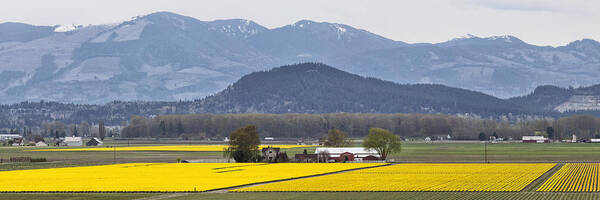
<box><xmin>315</xmin><ymin>147</ymin><xmax>380</xmax><ymax>162</ymax></box>
<box><xmin>262</xmin><ymin>146</ymin><xmax>280</xmax><ymax>161</ymax></box>
<box><xmin>522</xmin><ymin>136</ymin><xmax>549</xmax><ymax>143</ymax></box>
<box><xmin>64</xmin><ymin>136</ymin><xmax>83</xmax><ymax>146</ymax></box>
<box><xmin>261</xmin><ymin>146</ymin><xmax>288</xmax><ymax>162</ymax></box>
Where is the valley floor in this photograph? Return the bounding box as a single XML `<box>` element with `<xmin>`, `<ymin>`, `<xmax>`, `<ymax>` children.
<box><xmin>3</xmin><ymin>141</ymin><xmax>600</xmax><ymax>199</ymax></box>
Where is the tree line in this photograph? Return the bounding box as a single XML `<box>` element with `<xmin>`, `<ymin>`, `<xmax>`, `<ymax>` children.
<box><xmin>120</xmin><ymin>113</ymin><xmax>600</xmax><ymax>140</ymax></box>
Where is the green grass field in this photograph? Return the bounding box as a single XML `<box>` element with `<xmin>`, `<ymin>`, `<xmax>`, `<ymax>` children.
<box><xmin>3</xmin><ymin>141</ymin><xmax>600</xmax><ymax>199</ymax></box>
<box><xmin>391</xmin><ymin>142</ymin><xmax>600</xmax><ymax>162</ymax></box>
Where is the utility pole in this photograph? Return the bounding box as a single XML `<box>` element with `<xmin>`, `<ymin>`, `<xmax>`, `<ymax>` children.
<box><xmin>113</xmin><ymin>145</ymin><xmax>116</xmax><ymax>164</ymax></box>
<box><xmin>484</xmin><ymin>141</ymin><xmax>488</xmax><ymax>163</ymax></box>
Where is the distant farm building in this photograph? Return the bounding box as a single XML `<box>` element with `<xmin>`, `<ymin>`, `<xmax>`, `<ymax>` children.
<box><xmin>295</xmin><ymin>153</ymin><xmax>318</xmax><ymax>163</ymax></box>
<box><xmin>262</xmin><ymin>147</ymin><xmax>280</xmax><ymax>161</ymax></box>
<box><xmin>261</xmin><ymin>146</ymin><xmax>288</xmax><ymax>162</ymax></box>
<box><xmin>264</xmin><ymin>137</ymin><xmax>275</xmax><ymax>141</ymax></box>
<box><xmin>0</xmin><ymin>134</ymin><xmax>22</xmax><ymax>141</ymax></box>
<box><xmin>35</xmin><ymin>141</ymin><xmax>48</xmax><ymax>147</ymax></box>
<box><xmin>64</xmin><ymin>136</ymin><xmax>83</xmax><ymax>146</ymax></box>
<box><xmin>315</xmin><ymin>147</ymin><xmax>380</xmax><ymax>162</ymax></box>
<box><xmin>522</xmin><ymin>136</ymin><xmax>549</xmax><ymax>143</ymax></box>
<box><xmin>590</xmin><ymin>138</ymin><xmax>600</xmax><ymax>143</ymax></box>
<box><xmin>86</xmin><ymin>138</ymin><xmax>103</xmax><ymax>146</ymax></box>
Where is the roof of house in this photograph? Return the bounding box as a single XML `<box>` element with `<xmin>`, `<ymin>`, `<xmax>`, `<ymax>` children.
<box><xmin>89</xmin><ymin>137</ymin><xmax>103</xmax><ymax>143</ymax></box>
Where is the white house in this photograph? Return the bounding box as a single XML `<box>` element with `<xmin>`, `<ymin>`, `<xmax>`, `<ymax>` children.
<box><xmin>64</xmin><ymin>136</ymin><xmax>82</xmax><ymax>146</ymax></box>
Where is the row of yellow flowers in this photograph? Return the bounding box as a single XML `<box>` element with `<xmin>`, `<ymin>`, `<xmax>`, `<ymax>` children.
<box><xmin>0</xmin><ymin>163</ymin><xmax>383</xmax><ymax>192</ymax></box>
<box><xmin>538</xmin><ymin>163</ymin><xmax>600</xmax><ymax>192</ymax></box>
<box><xmin>234</xmin><ymin>163</ymin><xmax>555</xmax><ymax>192</ymax></box>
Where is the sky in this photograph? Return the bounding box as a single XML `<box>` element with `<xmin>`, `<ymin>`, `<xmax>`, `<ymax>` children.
<box><xmin>1</xmin><ymin>0</ymin><xmax>598</xmax><ymax>46</ymax></box>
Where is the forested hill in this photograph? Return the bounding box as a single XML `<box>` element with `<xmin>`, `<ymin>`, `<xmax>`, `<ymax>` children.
<box><xmin>508</xmin><ymin>84</ymin><xmax>600</xmax><ymax>114</ymax></box>
<box><xmin>193</xmin><ymin>63</ymin><xmax>525</xmax><ymax>115</ymax></box>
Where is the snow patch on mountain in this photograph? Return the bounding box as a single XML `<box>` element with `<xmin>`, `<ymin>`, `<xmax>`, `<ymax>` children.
<box><xmin>54</xmin><ymin>24</ymin><xmax>85</xmax><ymax>32</ymax></box>
<box><xmin>488</xmin><ymin>35</ymin><xmax>513</xmax><ymax>42</ymax></box>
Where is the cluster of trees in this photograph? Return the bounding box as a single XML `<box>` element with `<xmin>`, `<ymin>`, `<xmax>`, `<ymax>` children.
<box><xmin>224</xmin><ymin>125</ymin><xmax>261</xmax><ymax>162</ymax></box>
<box><xmin>121</xmin><ymin>113</ymin><xmax>600</xmax><ymax>140</ymax></box>
<box><xmin>38</xmin><ymin>121</ymin><xmax>108</xmax><ymax>139</ymax></box>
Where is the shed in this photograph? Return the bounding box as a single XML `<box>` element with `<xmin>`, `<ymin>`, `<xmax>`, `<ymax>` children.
<box><xmin>35</xmin><ymin>141</ymin><xmax>48</xmax><ymax>147</ymax></box>
<box><xmin>86</xmin><ymin>137</ymin><xmax>103</xmax><ymax>146</ymax></box>
<box><xmin>294</xmin><ymin>154</ymin><xmax>318</xmax><ymax>163</ymax></box>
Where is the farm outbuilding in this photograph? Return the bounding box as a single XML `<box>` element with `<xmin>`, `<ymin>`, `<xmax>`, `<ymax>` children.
<box><xmin>35</xmin><ymin>141</ymin><xmax>48</xmax><ymax>147</ymax></box>
<box><xmin>64</xmin><ymin>136</ymin><xmax>83</xmax><ymax>146</ymax></box>
<box><xmin>0</xmin><ymin>134</ymin><xmax>22</xmax><ymax>141</ymax></box>
<box><xmin>315</xmin><ymin>147</ymin><xmax>380</xmax><ymax>162</ymax></box>
<box><xmin>86</xmin><ymin>138</ymin><xmax>103</xmax><ymax>146</ymax></box>
<box><xmin>522</xmin><ymin>136</ymin><xmax>549</xmax><ymax>143</ymax></box>
<box><xmin>294</xmin><ymin>154</ymin><xmax>318</xmax><ymax>163</ymax></box>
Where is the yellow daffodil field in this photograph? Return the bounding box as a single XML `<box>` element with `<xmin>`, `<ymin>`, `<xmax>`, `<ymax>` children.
<box><xmin>234</xmin><ymin>163</ymin><xmax>555</xmax><ymax>192</ymax></box>
<box><xmin>538</xmin><ymin>163</ymin><xmax>600</xmax><ymax>192</ymax></box>
<box><xmin>0</xmin><ymin>163</ymin><xmax>383</xmax><ymax>192</ymax></box>
<box><xmin>28</xmin><ymin>144</ymin><xmax>314</xmax><ymax>152</ymax></box>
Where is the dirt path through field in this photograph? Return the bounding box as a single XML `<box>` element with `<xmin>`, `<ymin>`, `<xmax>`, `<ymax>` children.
<box><xmin>205</xmin><ymin>162</ymin><xmax>393</xmax><ymax>193</ymax></box>
<box><xmin>134</xmin><ymin>193</ymin><xmax>190</xmax><ymax>200</ymax></box>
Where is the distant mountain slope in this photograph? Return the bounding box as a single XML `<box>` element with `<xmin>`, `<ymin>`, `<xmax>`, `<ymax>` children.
<box><xmin>0</xmin><ymin>22</ymin><xmax>55</xmax><ymax>43</ymax></box>
<box><xmin>330</xmin><ymin>36</ymin><xmax>600</xmax><ymax>98</ymax></box>
<box><xmin>1</xmin><ymin>12</ymin><xmax>600</xmax><ymax>103</ymax></box>
<box><xmin>4</xmin><ymin>63</ymin><xmax>600</xmax><ymax>128</ymax></box>
<box><xmin>509</xmin><ymin>84</ymin><xmax>600</xmax><ymax>114</ymax></box>
<box><xmin>194</xmin><ymin>63</ymin><xmax>524</xmax><ymax>115</ymax></box>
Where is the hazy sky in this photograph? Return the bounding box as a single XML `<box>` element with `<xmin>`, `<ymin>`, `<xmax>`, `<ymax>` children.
<box><xmin>1</xmin><ymin>0</ymin><xmax>598</xmax><ymax>46</ymax></box>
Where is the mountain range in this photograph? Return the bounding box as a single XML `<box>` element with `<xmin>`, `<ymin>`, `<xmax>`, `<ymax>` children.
<box><xmin>1</xmin><ymin>12</ymin><xmax>600</xmax><ymax>104</ymax></box>
<box><xmin>4</xmin><ymin>62</ymin><xmax>600</xmax><ymax>128</ymax></box>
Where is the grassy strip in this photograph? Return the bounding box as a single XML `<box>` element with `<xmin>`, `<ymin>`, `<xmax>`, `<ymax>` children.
<box><xmin>521</xmin><ymin>163</ymin><xmax>563</xmax><ymax>192</ymax></box>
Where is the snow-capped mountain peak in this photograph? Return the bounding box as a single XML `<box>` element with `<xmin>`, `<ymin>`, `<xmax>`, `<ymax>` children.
<box><xmin>488</xmin><ymin>35</ymin><xmax>514</xmax><ymax>42</ymax></box>
<box><xmin>53</xmin><ymin>24</ymin><xmax>85</xmax><ymax>32</ymax></box>
<box><xmin>208</xmin><ymin>19</ymin><xmax>267</xmax><ymax>38</ymax></box>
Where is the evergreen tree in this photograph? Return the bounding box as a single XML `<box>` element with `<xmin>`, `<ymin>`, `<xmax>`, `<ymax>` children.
<box><xmin>176</xmin><ymin>122</ymin><xmax>184</xmax><ymax>134</ymax></box>
<box><xmin>546</xmin><ymin>126</ymin><xmax>555</xmax><ymax>140</ymax></box>
<box><xmin>478</xmin><ymin>132</ymin><xmax>487</xmax><ymax>141</ymax></box>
